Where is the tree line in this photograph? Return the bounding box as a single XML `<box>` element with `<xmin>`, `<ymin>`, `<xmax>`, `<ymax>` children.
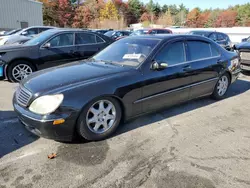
<box><xmin>39</xmin><ymin>0</ymin><xmax>250</xmax><ymax>29</ymax></box>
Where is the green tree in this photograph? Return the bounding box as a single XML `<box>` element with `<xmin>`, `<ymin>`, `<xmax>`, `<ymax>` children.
<box><xmin>237</xmin><ymin>3</ymin><xmax>250</xmax><ymax>26</ymax></box>
<box><xmin>128</xmin><ymin>0</ymin><xmax>143</xmax><ymax>23</ymax></box>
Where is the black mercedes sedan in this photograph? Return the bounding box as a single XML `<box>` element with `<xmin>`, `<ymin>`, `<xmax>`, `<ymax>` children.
<box><xmin>13</xmin><ymin>35</ymin><xmax>241</xmax><ymax>141</ymax></box>
<box><xmin>234</xmin><ymin>37</ymin><xmax>250</xmax><ymax>71</ymax></box>
<box><xmin>0</xmin><ymin>29</ymin><xmax>113</xmax><ymax>82</ymax></box>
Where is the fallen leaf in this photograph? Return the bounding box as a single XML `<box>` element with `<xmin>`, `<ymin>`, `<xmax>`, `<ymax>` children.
<box><xmin>48</xmin><ymin>153</ymin><xmax>57</xmax><ymax>159</ymax></box>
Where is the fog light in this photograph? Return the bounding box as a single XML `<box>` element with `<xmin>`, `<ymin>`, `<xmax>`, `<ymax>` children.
<box><xmin>53</xmin><ymin>119</ymin><xmax>65</xmax><ymax>125</ymax></box>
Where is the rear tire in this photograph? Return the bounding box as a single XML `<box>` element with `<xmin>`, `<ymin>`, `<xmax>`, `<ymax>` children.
<box><xmin>77</xmin><ymin>97</ymin><xmax>122</xmax><ymax>141</ymax></box>
<box><xmin>7</xmin><ymin>60</ymin><xmax>35</xmax><ymax>83</ymax></box>
<box><xmin>211</xmin><ymin>73</ymin><xmax>230</xmax><ymax>100</ymax></box>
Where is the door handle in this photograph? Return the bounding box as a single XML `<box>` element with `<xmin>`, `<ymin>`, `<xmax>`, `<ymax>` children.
<box><xmin>217</xmin><ymin>59</ymin><xmax>223</xmax><ymax>64</ymax></box>
<box><xmin>182</xmin><ymin>65</ymin><xmax>192</xmax><ymax>71</ymax></box>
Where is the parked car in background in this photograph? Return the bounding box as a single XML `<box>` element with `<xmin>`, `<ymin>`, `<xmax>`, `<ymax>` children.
<box><xmin>92</xmin><ymin>29</ymin><xmax>113</xmax><ymax>35</ymax></box>
<box><xmin>234</xmin><ymin>37</ymin><xmax>250</xmax><ymax>71</ymax></box>
<box><xmin>188</xmin><ymin>30</ymin><xmax>233</xmax><ymax>51</ymax></box>
<box><xmin>0</xmin><ymin>29</ymin><xmax>113</xmax><ymax>82</ymax></box>
<box><xmin>130</xmin><ymin>28</ymin><xmax>173</xmax><ymax>36</ymax></box>
<box><xmin>13</xmin><ymin>35</ymin><xmax>240</xmax><ymax>141</ymax></box>
<box><xmin>0</xmin><ymin>26</ymin><xmax>55</xmax><ymax>46</ymax></box>
<box><xmin>0</xmin><ymin>29</ymin><xmax>22</xmax><ymax>37</ymax></box>
<box><xmin>104</xmin><ymin>30</ymin><xmax>131</xmax><ymax>40</ymax></box>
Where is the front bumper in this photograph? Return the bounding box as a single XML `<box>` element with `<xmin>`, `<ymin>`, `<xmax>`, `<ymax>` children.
<box><xmin>13</xmin><ymin>99</ymin><xmax>76</xmax><ymax>141</ymax></box>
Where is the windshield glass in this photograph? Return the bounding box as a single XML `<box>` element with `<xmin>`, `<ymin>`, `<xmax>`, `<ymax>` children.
<box><xmin>104</xmin><ymin>31</ymin><xmax>115</xmax><ymax>37</ymax></box>
<box><xmin>247</xmin><ymin>37</ymin><xmax>250</xmax><ymax>42</ymax></box>
<box><xmin>130</xmin><ymin>30</ymin><xmax>148</xmax><ymax>36</ymax></box>
<box><xmin>189</xmin><ymin>31</ymin><xmax>210</xmax><ymax>37</ymax></box>
<box><xmin>5</xmin><ymin>29</ymin><xmax>22</xmax><ymax>35</ymax></box>
<box><xmin>24</xmin><ymin>30</ymin><xmax>55</xmax><ymax>45</ymax></box>
<box><xmin>92</xmin><ymin>38</ymin><xmax>160</xmax><ymax>67</ymax></box>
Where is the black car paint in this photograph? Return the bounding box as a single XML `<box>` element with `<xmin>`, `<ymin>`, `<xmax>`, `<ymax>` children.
<box><xmin>13</xmin><ymin>35</ymin><xmax>241</xmax><ymax>141</ymax></box>
<box><xmin>0</xmin><ymin>29</ymin><xmax>113</xmax><ymax>79</ymax></box>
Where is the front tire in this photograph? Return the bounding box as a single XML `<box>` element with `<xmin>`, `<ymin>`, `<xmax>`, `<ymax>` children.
<box><xmin>7</xmin><ymin>60</ymin><xmax>35</xmax><ymax>82</ymax></box>
<box><xmin>211</xmin><ymin>73</ymin><xmax>230</xmax><ymax>100</ymax></box>
<box><xmin>77</xmin><ymin>97</ymin><xmax>122</xmax><ymax>141</ymax></box>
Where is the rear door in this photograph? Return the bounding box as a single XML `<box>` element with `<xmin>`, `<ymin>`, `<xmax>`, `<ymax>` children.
<box><xmin>39</xmin><ymin>32</ymin><xmax>77</xmax><ymax>69</ymax></box>
<box><xmin>140</xmin><ymin>39</ymin><xmax>193</xmax><ymax>112</ymax></box>
<box><xmin>75</xmin><ymin>32</ymin><xmax>107</xmax><ymax>59</ymax></box>
<box><xmin>186</xmin><ymin>39</ymin><xmax>222</xmax><ymax>98</ymax></box>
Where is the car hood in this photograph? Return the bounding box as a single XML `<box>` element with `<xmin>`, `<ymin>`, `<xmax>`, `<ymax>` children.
<box><xmin>0</xmin><ymin>44</ymin><xmax>34</xmax><ymax>52</ymax></box>
<box><xmin>235</xmin><ymin>42</ymin><xmax>250</xmax><ymax>50</ymax></box>
<box><xmin>22</xmin><ymin>61</ymin><xmax>132</xmax><ymax>94</ymax></box>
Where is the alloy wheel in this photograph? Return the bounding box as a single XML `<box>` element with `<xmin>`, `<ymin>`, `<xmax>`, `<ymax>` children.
<box><xmin>86</xmin><ymin>100</ymin><xmax>116</xmax><ymax>134</ymax></box>
<box><xmin>12</xmin><ymin>64</ymin><xmax>33</xmax><ymax>82</ymax></box>
<box><xmin>217</xmin><ymin>75</ymin><xmax>229</xmax><ymax>96</ymax></box>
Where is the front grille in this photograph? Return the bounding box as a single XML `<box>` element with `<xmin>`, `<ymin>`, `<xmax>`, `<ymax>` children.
<box><xmin>240</xmin><ymin>52</ymin><xmax>250</xmax><ymax>60</ymax></box>
<box><xmin>16</xmin><ymin>86</ymin><xmax>32</xmax><ymax>107</ymax></box>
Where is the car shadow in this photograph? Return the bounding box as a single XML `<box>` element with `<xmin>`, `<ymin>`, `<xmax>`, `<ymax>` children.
<box><xmin>0</xmin><ymin>111</ymin><xmax>39</xmax><ymax>158</ymax></box>
<box><xmin>114</xmin><ymin>79</ymin><xmax>250</xmax><ymax>137</ymax></box>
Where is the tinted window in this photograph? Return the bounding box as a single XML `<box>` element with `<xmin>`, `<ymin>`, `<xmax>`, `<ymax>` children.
<box><xmin>187</xmin><ymin>41</ymin><xmax>211</xmax><ymax>60</ymax></box>
<box><xmin>217</xmin><ymin>33</ymin><xmax>225</xmax><ymax>41</ymax></box>
<box><xmin>39</xmin><ymin>28</ymin><xmax>51</xmax><ymax>33</ymax></box>
<box><xmin>157</xmin><ymin>30</ymin><xmax>170</xmax><ymax>34</ymax></box>
<box><xmin>155</xmin><ymin>41</ymin><xmax>185</xmax><ymax>66</ymax></box>
<box><xmin>211</xmin><ymin>45</ymin><xmax>220</xmax><ymax>56</ymax></box>
<box><xmin>209</xmin><ymin>33</ymin><xmax>217</xmax><ymax>41</ymax></box>
<box><xmin>96</xmin><ymin>35</ymin><xmax>105</xmax><ymax>43</ymax></box>
<box><xmin>26</xmin><ymin>28</ymin><xmax>39</xmax><ymax>36</ymax></box>
<box><xmin>49</xmin><ymin>33</ymin><xmax>73</xmax><ymax>47</ymax></box>
<box><xmin>75</xmin><ymin>33</ymin><xmax>96</xmax><ymax>44</ymax></box>
<box><xmin>150</xmin><ymin>30</ymin><xmax>157</xmax><ymax>34</ymax></box>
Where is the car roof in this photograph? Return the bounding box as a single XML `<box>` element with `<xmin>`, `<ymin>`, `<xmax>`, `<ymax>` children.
<box><xmin>128</xmin><ymin>34</ymin><xmax>215</xmax><ymax>42</ymax></box>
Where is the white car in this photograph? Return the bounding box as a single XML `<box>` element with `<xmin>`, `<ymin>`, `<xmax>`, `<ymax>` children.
<box><xmin>0</xmin><ymin>26</ymin><xmax>55</xmax><ymax>45</ymax></box>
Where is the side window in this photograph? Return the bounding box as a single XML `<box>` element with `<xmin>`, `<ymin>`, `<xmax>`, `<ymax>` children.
<box><xmin>150</xmin><ymin>30</ymin><xmax>157</xmax><ymax>34</ymax></box>
<box><xmin>155</xmin><ymin>41</ymin><xmax>185</xmax><ymax>66</ymax></box>
<box><xmin>49</xmin><ymin>33</ymin><xmax>73</xmax><ymax>47</ymax></box>
<box><xmin>75</xmin><ymin>33</ymin><xmax>96</xmax><ymax>45</ymax></box>
<box><xmin>209</xmin><ymin>33</ymin><xmax>217</xmax><ymax>41</ymax></box>
<box><xmin>156</xmin><ymin>30</ymin><xmax>164</xmax><ymax>34</ymax></box>
<box><xmin>217</xmin><ymin>33</ymin><xmax>224</xmax><ymax>41</ymax></box>
<box><xmin>26</xmin><ymin>28</ymin><xmax>39</xmax><ymax>36</ymax></box>
<box><xmin>210</xmin><ymin>45</ymin><xmax>220</xmax><ymax>57</ymax></box>
<box><xmin>187</xmin><ymin>41</ymin><xmax>211</xmax><ymax>61</ymax></box>
<box><xmin>96</xmin><ymin>35</ymin><xmax>105</xmax><ymax>43</ymax></box>
<box><xmin>39</xmin><ymin>28</ymin><xmax>51</xmax><ymax>33</ymax></box>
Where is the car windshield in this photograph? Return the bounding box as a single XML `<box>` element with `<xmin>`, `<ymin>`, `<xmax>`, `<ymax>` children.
<box><xmin>104</xmin><ymin>31</ymin><xmax>116</xmax><ymax>37</ymax></box>
<box><xmin>130</xmin><ymin>30</ymin><xmax>148</xmax><ymax>36</ymax></box>
<box><xmin>247</xmin><ymin>37</ymin><xmax>250</xmax><ymax>42</ymax></box>
<box><xmin>24</xmin><ymin>30</ymin><xmax>55</xmax><ymax>45</ymax></box>
<box><xmin>189</xmin><ymin>31</ymin><xmax>210</xmax><ymax>37</ymax></box>
<box><xmin>92</xmin><ymin>38</ymin><xmax>160</xmax><ymax>67</ymax></box>
<box><xmin>5</xmin><ymin>29</ymin><xmax>22</xmax><ymax>35</ymax></box>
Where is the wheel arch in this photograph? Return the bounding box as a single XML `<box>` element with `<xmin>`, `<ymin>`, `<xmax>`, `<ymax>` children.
<box><xmin>5</xmin><ymin>58</ymin><xmax>38</xmax><ymax>79</ymax></box>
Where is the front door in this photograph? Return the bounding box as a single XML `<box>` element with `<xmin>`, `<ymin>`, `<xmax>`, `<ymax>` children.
<box><xmin>139</xmin><ymin>39</ymin><xmax>193</xmax><ymax>112</ymax></box>
<box><xmin>39</xmin><ymin>32</ymin><xmax>77</xmax><ymax>69</ymax></box>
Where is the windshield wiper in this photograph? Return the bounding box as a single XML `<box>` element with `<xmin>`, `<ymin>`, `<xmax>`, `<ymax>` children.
<box><xmin>97</xmin><ymin>60</ymin><xmax>124</xmax><ymax>67</ymax></box>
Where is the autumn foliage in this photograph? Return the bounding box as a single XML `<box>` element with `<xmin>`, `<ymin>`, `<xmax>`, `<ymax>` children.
<box><xmin>38</xmin><ymin>0</ymin><xmax>250</xmax><ymax>29</ymax></box>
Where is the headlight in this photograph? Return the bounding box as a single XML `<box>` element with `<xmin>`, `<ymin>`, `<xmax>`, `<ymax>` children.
<box><xmin>29</xmin><ymin>94</ymin><xmax>64</xmax><ymax>115</ymax></box>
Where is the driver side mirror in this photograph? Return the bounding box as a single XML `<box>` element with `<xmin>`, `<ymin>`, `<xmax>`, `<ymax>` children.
<box><xmin>43</xmin><ymin>42</ymin><xmax>51</xmax><ymax>48</ymax></box>
<box><xmin>21</xmin><ymin>31</ymin><xmax>28</xmax><ymax>36</ymax></box>
<box><xmin>151</xmin><ymin>61</ymin><xmax>168</xmax><ymax>70</ymax></box>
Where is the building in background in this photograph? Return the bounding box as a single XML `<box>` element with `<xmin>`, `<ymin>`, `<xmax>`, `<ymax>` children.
<box><xmin>0</xmin><ymin>0</ymin><xmax>43</xmax><ymax>30</ymax></box>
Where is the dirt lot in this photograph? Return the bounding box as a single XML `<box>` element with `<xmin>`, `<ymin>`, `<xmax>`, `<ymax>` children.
<box><xmin>1</xmin><ymin>74</ymin><xmax>250</xmax><ymax>188</ymax></box>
